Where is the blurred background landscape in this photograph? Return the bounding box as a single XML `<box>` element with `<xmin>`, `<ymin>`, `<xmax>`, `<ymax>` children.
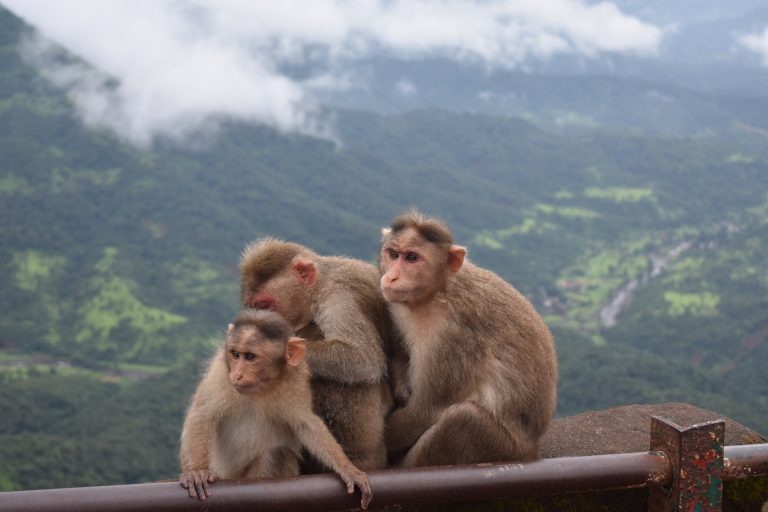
<box><xmin>0</xmin><ymin>1</ymin><xmax>767</xmax><ymax>490</ymax></box>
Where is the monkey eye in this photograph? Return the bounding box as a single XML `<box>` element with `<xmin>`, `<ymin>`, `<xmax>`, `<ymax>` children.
<box><xmin>387</xmin><ymin>249</ymin><xmax>399</xmax><ymax>260</ymax></box>
<box><xmin>231</xmin><ymin>350</ymin><xmax>240</xmax><ymax>359</ymax></box>
<box><xmin>405</xmin><ymin>252</ymin><xmax>420</xmax><ymax>263</ymax></box>
<box><xmin>245</xmin><ymin>353</ymin><xmax>256</xmax><ymax>361</ymax></box>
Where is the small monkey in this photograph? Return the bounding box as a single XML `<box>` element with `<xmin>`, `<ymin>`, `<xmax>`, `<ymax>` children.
<box><xmin>239</xmin><ymin>238</ymin><xmax>392</xmax><ymax>471</ymax></box>
<box><xmin>380</xmin><ymin>210</ymin><xmax>558</xmax><ymax>467</ymax></box>
<box><xmin>179</xmin><ymin>309</ymin><xmax>372</xmax><ymax>509</ymax></box>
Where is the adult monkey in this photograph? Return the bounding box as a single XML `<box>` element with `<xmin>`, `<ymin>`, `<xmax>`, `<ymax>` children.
<box><xmin>240</xmin><ymin>238</ymin><xmax>391</xmax><ymax>471</ymax></box>
<box><xmin>380</xmin><ymin>210</ymin><xmax>558</xmax><ymax>467</ymax></box>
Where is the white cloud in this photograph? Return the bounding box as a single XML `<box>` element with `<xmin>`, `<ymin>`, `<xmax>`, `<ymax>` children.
<box><xmin>395</xmin><ymin>79</ymin><xmax>417</xmax><ymax>97</ymax></box>
<box><xmin>739</xmin><ymin>27</ymin><xmax>768</xmax><ymax>66</ymax></box>
<box><xmin>1</xmin><ymin>0</ymin><xmax>663</xmax><ymax>146</ymax></box>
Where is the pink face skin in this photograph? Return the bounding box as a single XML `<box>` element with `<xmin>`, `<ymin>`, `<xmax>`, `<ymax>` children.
<box><xmin>248</xmin><ymin>294</ymin><xmax>278</xmax><ymax>312</ymax></box>
<box><xmin>380</xmin><ymin>228</ymin><xmax>466</xmax><ymax>306</ymax></box>
<box><xmin>226</xmin><ymin>338</ymin><xmax>285</xmax><ymax>395</ymax></box>
<box><xmin>244</xmin><ymin>259</ymin><xmax>317</xmax><ymax>330</ymax></box>
<box><xmin>380</xmin><ymin>233</ymin><xmax>438</xmax><ymax>305</ymax></box>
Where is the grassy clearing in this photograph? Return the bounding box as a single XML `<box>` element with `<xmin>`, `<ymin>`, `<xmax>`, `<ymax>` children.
<box><xmin>12</xmin><ymin>251</ymin><xmax>67</xmax><ymax>292</ymax></box>
<box><xmin>0</xmin><ymin>174</ymin><xmax>33</xmax><ymax>195</ymax></box>
<box><xmin>664</xmin><ymin>291</ymin><xmax>720</xmax><ymax>317</ymax></box>
<box><xmin>584</xmin><ymin>186</ymin><xmax>655</xmax><ymax>203</ymax></box>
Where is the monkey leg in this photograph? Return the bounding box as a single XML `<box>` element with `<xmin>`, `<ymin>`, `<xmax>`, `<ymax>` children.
<box><xmin>400</xmin><ymin>401</ymin><xmax>538</xmax><ymax>468</ymax></box>
<box><xmin>305</xmin><ymin>378</ymin><xmax>387</xmax><ymax>472</ymax></box>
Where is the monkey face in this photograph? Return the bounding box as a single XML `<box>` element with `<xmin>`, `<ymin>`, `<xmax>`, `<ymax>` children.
<box><xmin>226</xmin><ymin>337</ymin><xmax>287</xmax><ymax>395</ymax></box>
<box><xmin>245</xmin><ymin>270</ymin><xmax>311</xmax><ymax>330</ymax></box>
<box><xmin>380</xmin><ymin>229</ymin><xmax>446</xmax><ymax>305</ymax></box>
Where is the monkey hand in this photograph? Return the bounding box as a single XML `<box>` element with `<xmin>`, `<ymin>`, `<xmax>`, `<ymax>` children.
<box><xmin>179</xmin><ymin>469</ymin><xmax>216</xmax><ymax>501</ymax></box>
<box><xmin>339</xmin><ymin>468</ymin><xmax>373</xmax><ymax>510</ymax></box>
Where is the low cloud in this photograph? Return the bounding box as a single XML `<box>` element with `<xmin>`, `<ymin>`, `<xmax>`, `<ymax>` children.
<box><xmin>739</xmin><ymin>27</ymin><xmax>768</xmax><ymax>66</ymax></box>
<box><xmin>2</xmin><ymin>0</ymin><xmax>663</xmax><ymax>146</ymax></box>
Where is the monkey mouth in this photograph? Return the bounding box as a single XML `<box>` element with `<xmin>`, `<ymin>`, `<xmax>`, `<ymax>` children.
<box><xmin>381</xmin><ymin>286</ymin><xmax>412</xmax><ymax>303</ymax></box>
<box><xmin>231</xmin><ymin>382</ymin><xmax>261</xmax><ymax>394</ymax></box>
<box><xmin>249</xmin><ymin>296</ymin><xmax>276</xmax><ymax>311</ymax></box>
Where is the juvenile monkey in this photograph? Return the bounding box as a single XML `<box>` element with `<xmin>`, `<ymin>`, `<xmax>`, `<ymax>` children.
<box><xmin>239</xmin><ymin>238</ymin><xmax>391</xmax><ymax>471</ymax></box>
<box><xmin>179</xmin><ymin>309</ymin><xmax>372</xmax><ymax>509</ymax></box>
<box><xmin>380</xmin><ymin>210</ymin><xmax>558</xmax><ymax>467</ymax></box>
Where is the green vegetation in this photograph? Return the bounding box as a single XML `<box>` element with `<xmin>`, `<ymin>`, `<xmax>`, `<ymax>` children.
<box><xmin>12</xmin><ymin>251</ymin><xmax>66</xmax><ymax>292</ymax></box>
<box><xmin>535</xmin><ymin>203</ymin><xmax>600</xmax><ymax>219</ymax></box>
<box><xmin>0</xmin><ymin>174</ymin><xmax>32</xmax><ymax>194</ymax></box>
<box><xmin>583</xmin><ymin>186</ymin><xmax>655</xmax><ymax>202</ymax></box>
<box><xmin>664</xmin><ymin>291</ymin><xmax>720</xmax><ymax>317</ymax></box>
<box><xmin>75</xmin><ymin>247</ymin><xmax>188</xmax><ymax>361</ymax></box>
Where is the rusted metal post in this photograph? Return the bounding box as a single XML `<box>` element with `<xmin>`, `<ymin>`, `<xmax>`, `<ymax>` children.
<box><xmin>649</xmin><ymin>416</ymin><xmax>725</xmax><ymax>512</ymax></box>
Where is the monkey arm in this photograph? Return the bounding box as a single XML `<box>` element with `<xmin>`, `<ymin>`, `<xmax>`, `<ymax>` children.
<box><xmin>179</xmin><ymin>394</ymin><xmax>220</xmax><ymax>501</ymax></box>
<box><xmin>294</xmin><ymin>413</ymin><xmax>373</xmax><ymax>509</ymax></box>
<box><xmin>179</xmin><ymin>354</ymin><xmax>228</xmax><ymax>473</ymax></box>
<box><xmin>179</xmin><ymin>402</ymin><xmax>216</xmax><ymax>473</ymax></box>
<box><xmin>308</xmin><ymin>295</ymin><xmax>387</xmax><ymax>385</ymax></box>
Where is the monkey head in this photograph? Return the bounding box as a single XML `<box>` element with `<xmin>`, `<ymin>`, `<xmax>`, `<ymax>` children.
<box><xmin>239</xmin><ymin>238</ymin><xmax>318</xmax><ymax>330</ymax></box>
<box><xmin>225</xmin><ymin>309</ymin><xmax>306</xmax><ymax>395</ymax></box>
<box><xmin>379</xmin><ymin>210</ymin><xmax>466</xmax><ymax>306</ymax></box>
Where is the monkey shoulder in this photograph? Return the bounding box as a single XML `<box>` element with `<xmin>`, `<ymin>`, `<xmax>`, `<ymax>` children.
<box><xmin>192</xmin><ymin>350</ymin><xmax>237</xmax><ymax>405</ymax></box>
<box><xmin>450</xmin><ymin>262</ymin><xmax>551</xmax><ymax>338</ymax></box>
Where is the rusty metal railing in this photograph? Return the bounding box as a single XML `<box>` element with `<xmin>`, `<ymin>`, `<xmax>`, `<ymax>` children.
<box><xmin>0</xmin><ymin>417</ymin><xmax>766</xmax><ymax>512</ymax></box>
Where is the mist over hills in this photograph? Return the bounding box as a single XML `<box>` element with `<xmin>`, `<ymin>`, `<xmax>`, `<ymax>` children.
<box><xmin>318</xmin><ymin>0</ymin><xmax>768</xmax><ymax>129</ymax></box>
<box><xmin>0</xmin><ymin>2</ymin><xmax>767</xmax><ymax>490</ymax></box>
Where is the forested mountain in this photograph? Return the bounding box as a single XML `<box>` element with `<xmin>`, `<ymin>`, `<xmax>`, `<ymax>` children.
<box><xmin>1</xmin><ymin>5</ymin><xmax>767</xmax><ymax>491</ymax></box>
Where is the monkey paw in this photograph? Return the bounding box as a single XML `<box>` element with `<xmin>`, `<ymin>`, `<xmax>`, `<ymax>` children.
<box><xmin>341</xmin><ymin>469</ymin><xmax>373</xmax><ymax>510</ymax></box>
<box><xmin>179</xmin><ymin>469</ymin><xmax>216</xmax><ymax>501</ymax></box>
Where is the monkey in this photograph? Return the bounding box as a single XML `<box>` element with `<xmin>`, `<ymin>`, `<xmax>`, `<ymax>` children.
<box><xmin>239</xmin><ymin>238</ymin><xmax>392</xmax><ymax>472</ymax></box>
<box><xmin>178</xmin><ymin>309</ymin><xmax>373</xmax><ymax>509</ymax></box>
<box><xmin>379</xmin><ymin>209</ymin><xmax>558</xmax><ymax>467</ymax></box>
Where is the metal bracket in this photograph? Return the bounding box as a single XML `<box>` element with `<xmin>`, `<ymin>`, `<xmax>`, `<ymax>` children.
<box><xmin>648</xmin><ymin>415</ymin><xmax>725</xmax><ymax>512</ymax></box>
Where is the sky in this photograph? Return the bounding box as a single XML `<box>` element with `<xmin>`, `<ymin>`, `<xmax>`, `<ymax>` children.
<box><xmin>1</xmin><ymin>0</ymin><xmax>766</xmax><ymax>146</ymax></box>
<box><xmin>741</xmin><ymin>28</ymin><xmax>768</xmax><ymax>67</ymax></box>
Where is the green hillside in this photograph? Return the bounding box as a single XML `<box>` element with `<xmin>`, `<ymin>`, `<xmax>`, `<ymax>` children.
<box><xmin>1</xmin><ymin>6</ymin><xmax>767</xmax><ymax>491</ymax></box>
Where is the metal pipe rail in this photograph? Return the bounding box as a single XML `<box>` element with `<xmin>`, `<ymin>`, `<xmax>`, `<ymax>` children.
<box><xmin>0</xmin><ymin>443</ymin><xmax>766</xmax><ymax>512</ymax></box>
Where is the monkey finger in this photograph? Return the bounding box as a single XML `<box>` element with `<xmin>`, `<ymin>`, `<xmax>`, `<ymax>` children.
<box><xmin>193</xmin><ymin>476</ymin><xmax>208</xmax><ymax>501</ymax></box>
<box><xmin>195</xmin><ymin>482</ymin><xmax>210</xmax><ymax>501</ymax></box>
<box><xmin>344</xmin><ymin>476</ymin><xmax>355</xmax><ymax>494</ymax></box>
<box><xmin>200</xmin><ymin>477</ymin><xmax>212</xmax><ymax>499</ymax></box>
<box><xmin>357</xmin><ymin>477</ymin><xmax>373</xmax><ymax>509</ymax></box>
<box><xmin>180</xmin><ymin>473</ymin><xmax>200</xmax><ymax>499</ymax></box>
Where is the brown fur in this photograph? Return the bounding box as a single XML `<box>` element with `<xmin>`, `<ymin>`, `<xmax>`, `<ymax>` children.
<box><xmin>179</xmin><ymin>309</ymin><xmax>372</xmax><ymax>508</ymax></box>
<box><xmin>240</xmin><ymin>239</ymin><xmax>392</xmax><ymax>471</ymax></box>
<box><xmin>380</xmin><ymin>211</ymin><xmax>558</xmax><ymax>467</ymax></box>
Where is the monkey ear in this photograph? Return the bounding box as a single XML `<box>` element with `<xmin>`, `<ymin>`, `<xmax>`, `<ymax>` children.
<box><xmin>292</xmin><ymin>257</ymin><xmax>317</xmax><ymax>288</ymax></box>
<box><xmin>227</xmin><ymin>323</ymin><xmax>234</xmax><ymax>334</ymax></box>
<box><xmin>381</xmin><ymin>227</ymin><xmax>392</xmax><ymax>238</ymax></box>
<box><xmin>447</xmin><ymin>245</ymin><xmax>466</xmax><ymax>274</ymax></box>
<box><xmin>286</xmin><ymin>337</ymin><xmax>306</xmax><ymax>367</ymax></box>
